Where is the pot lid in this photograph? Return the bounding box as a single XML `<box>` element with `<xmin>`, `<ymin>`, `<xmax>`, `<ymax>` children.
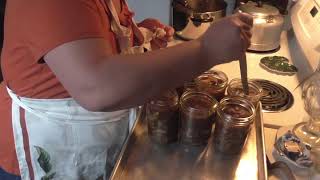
<box><xmin>176</xmin><ymin>0</ymin><xmax>227</xmax><ymax>13</ymax></box>
<box><xmin>239</xmin><ymin>1</ymin><xmax>280</xmax><ymax>17</ymax></box>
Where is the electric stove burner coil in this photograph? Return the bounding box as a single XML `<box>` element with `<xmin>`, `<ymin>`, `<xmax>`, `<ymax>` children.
<box><xmin>253</xmin><ymin>79</ymin><xmax>294</xmax><ymax>113</ymax></box>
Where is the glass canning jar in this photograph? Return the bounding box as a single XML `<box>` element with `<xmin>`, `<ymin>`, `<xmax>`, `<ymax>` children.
<box><xmin>213</xmin><ymin>97</ymin><xmax>256</xmax><ymax>154</ymax></box>
<box><xmin>147</xmin><ymin>90</ymin><xmax>179</xmax><ymax>144</ymax></box>
<box><xmin>179</xmin><ymin>91</ymin><xmax>218</xmax><ymax>146</ymax></box>
<box><xmin>293</xmin><ymin>69</ymin><xmax>320</xmax><ymax>148</ymax></box>
<box><xmin>195</xmin><ymin>70</ymin><xmax>228</xmax><ymax>101</ymax></box>
<box><xmin>176</xmin><ymin>80</ymin><xmax>197</xmax><ymax>97</ymax></box>
<box><xmin>226</xmin><ymin>78</ymin><xmax>263</xmax><ymax>106</ymax></box>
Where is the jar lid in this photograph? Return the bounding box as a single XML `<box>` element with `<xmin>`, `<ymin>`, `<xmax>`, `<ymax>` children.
<box><xmin>239</xmin><ymin>1</ymin><xmax>280</xmax><ymax>17</ymax></box>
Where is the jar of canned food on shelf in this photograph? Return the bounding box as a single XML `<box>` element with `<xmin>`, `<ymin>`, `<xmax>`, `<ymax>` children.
<box><xmin>195</xmin><ymin>70</ymin><xmax>228</xmax><ymax>101</ymax></box>
<box><xmin>179</xmin><ymin>91</ymin><xmax>218</xmax><ymax>146</ymax></box>
<box><xmin>147</xmin><ymin>90</ymin><xmax>179</xmax><ymax>144</ymax></box>
<box><xmin>226</xmin><ymin>78</ymin><xmax>263</xmax><ymax>106</ymax></box>
<box><xmin>213</xmin><ymin>97</ymin><xmax>256</xmax><ymax>154</ymax></box>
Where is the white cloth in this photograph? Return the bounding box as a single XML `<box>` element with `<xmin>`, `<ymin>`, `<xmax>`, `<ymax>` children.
<box><xmin>8</xmin><ymin>88</ymin><xmax>129</xmax><ymax>180</ymax></box>
<box><xmin>7</xmin><ymin>0</ymin><xmax>151</xmax><ymax>179</ymax></box>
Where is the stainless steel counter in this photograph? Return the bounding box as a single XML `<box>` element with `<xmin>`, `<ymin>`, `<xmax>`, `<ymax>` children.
<box><xmin>110</xmin><ymin>105</ymin><xmax>267</xmax><ymax>180</ymax></box>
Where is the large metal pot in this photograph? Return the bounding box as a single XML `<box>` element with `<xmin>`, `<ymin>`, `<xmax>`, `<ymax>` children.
<box><xmin>238</xmin><ymin>1</ymin><xmax>284</xmax><ymax>52</ymax></box>
<box><xmin>173</xmin><ymin>0</ymin><xmax>227</xmax><ymax>40</ymax></box>
<box><xmin>175</xmin><ymin>10</ymin><xmax>226</xmax><ymax>40</ymax></box>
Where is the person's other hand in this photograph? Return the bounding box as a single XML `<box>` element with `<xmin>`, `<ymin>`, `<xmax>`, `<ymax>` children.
<box><xmin>200</xmin><ymin>13</ymin><xmax>253</xmax><ymax>66</ymax></box>
<box><xmin>138</xmin><ymin>18</ymin><xmax>174</xmax><ymax>50</ymax></box>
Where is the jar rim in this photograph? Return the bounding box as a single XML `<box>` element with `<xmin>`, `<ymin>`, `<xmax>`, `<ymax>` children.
<box><xmin>195</xmin><ymin>69</ymin><xmax>229</xmax><ymax>90</ymax></box>
<box><xmin>180</xmin><ymin>91</ymin><xmax>218</xmax><ymax>113</ymax></box>
<box><xmin>149</xmin><ymin>89</ymin><xmax>179</xmax><ymax>107</ymax></box>
<box><xmin>217</xmin><ymin>97</ymin><xmax>256</xmax><ymax>125</ymax></box>
<box><xmin>226</xmin><ymin>78</ymin><xmax>263</xmax><ymax>100</ymax></box>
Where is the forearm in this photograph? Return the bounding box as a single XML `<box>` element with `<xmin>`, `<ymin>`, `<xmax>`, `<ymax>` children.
<box><xmin>93</xmin><ymin>39</ymin><xmax>209</xmax><ymax>111</ymax></box>
<box><xmin>46</xmin><ymin>13</ymin><xmax>253</xmax><ymax>112</ymax></box>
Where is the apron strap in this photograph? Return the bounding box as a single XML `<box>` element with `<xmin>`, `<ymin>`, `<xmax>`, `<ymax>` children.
<box><xmin>6</xmin><ymin>87</ymin><xmax>127</xmax><ymax>124</ymax></box>
<box><xmin>6</xmin><ymin>87</ymin><xmax>52</xmax><ymax>121</ymax></box>
<box><xmin>10</xmin><ymin>98</ymin><xmax>31</xmax><ymax>180</ymax></box>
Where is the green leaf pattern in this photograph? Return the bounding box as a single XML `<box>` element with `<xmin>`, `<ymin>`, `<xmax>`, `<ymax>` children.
<box><xmin>35</xmin><ymin>146</ymin><xmax>56</xmax><ymax>180</ymax></box>
<box><xmin>260</xmin><ymin>56</ymin><xmax>298</xmax><ymax>73</ymax></box>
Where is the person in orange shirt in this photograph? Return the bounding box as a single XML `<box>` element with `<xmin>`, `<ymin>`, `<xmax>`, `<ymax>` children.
<box><xmin>0</xmin><ymin>0</ymin><xmax>253</xmax><ymax>179</ymax></box>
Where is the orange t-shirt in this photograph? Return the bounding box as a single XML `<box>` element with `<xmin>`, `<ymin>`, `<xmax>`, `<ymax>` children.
<box><xmin>0</xmin><ymin>0</ymin><xmax>135</xmax><ymax>175</ymax></box>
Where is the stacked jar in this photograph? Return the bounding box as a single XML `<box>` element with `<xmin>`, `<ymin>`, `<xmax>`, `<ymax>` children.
<box><xmin>179</xmin><ymin>91</ymin><xmax>218</xmax><ymax>146</ymax></box>
<box><xmin>226</xmin><ymin>78</ymin><xmax>263</xmax><ymax>106</ymax></box>
<box><xmin>176</xmin><ymin>80</ymin><xmax>197</xmax><ymax>97</ymax></box>
<box><xmin>195</xmin><ymin>70</ymin><xmax>228</xmax><ymax>101</ymax></box>
<box><xmin>213</xmin><ymin>97</ymin><xmax>256</xmax><ymax>154</ymax></box>
<box><xmin>177</xmin><ymin>70</ymin><xmax>228</xmax><ymax>100</ymax></box>
<box><xmin>147</xmin><ymin>90</ymin><xmax>179</xmax><ymax>144</ymax></box>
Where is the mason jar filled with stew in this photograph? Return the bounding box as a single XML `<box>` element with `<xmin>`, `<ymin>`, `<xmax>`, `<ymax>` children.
<box><xmin>179</xmin><ymin>91</ymin><xmax>218</xmax><ymax>146</ymax></box>
<box><xmin>226</xmin><ymin>78</ymin><xmax>263</xmax><ymax>106</ymax></box>
<box><xmin>213</xmin><ymin>97</ymin><xmax>256</xmax><ymax>154</ymax></box>
<box><xmin>147</xmin><ymin>90</ymin><xmax>179</xmax><ymax>144</ymax></box>
<box><xmin>195</xmin><ymin>70</ymin><xmax>228</xmax><ymax>101</ymax></box>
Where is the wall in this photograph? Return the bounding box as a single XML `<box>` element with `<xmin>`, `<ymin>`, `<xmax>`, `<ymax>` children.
<box><xmin>126</xmin><ymin>0</ymin><xmax>172</xmax><ymax>25</ymax></box>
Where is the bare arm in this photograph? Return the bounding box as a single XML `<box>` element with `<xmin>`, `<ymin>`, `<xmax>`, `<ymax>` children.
<box><xmin>44</xmin><ymin>13</ymin><xmax>253</xmax><ymax>112</ymax></box>
<box><xmin>45</xmin><ymin>38</ymin><xmax>205</xmax><ymax>111</ymax></box>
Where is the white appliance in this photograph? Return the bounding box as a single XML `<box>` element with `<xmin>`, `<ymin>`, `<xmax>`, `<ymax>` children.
<box><xmin>262</xmin><ymin>1</ymin><xmax>320</xmax><ymax>178</ymax></box>
<box><xmin>291</xmin><ymin>0</ymin><xmax>320</xmax><ymax>72</ymax></box>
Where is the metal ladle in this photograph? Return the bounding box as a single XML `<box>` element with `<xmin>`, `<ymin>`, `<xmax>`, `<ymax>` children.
<box><xmin>240</xmin><ymin>53</ymin><xmax>249</xmax><ymax>95</ymax></box>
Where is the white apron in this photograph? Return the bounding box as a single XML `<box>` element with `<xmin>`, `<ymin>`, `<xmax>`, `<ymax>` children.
<box><xmin>7</xmin><ymin>0</ymin><xmax>154</xmax><ymax>179</ymax></box>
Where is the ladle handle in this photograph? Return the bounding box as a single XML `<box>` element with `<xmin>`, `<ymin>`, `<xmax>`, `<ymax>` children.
<box><xmin>240</xmin><ymin>53</ymin><xmax>249</xmax><ymax>95</ymax></box>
